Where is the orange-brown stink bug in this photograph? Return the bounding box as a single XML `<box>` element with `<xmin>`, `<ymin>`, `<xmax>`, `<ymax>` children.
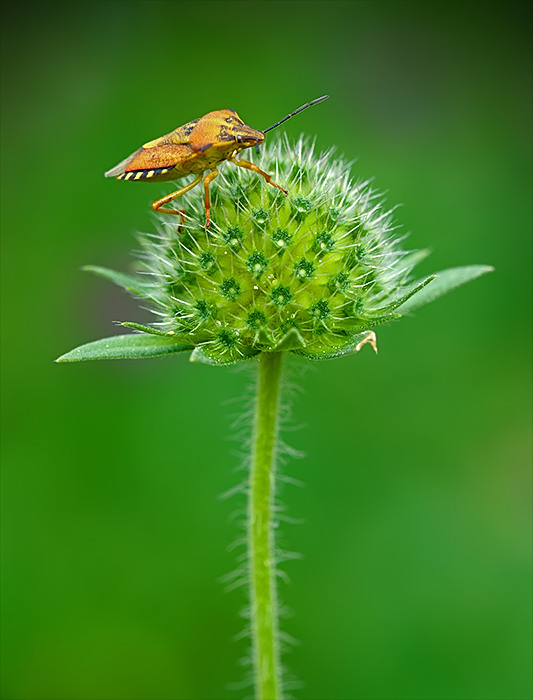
<box><xmin>105</xmin><ymin>96</ymin><xmax>329</xmax><ymax>228</ymax></box>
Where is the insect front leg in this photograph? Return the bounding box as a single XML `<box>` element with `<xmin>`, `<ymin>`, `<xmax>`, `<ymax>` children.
<box><xmin>203</xmin><ymin>168</ymin><xmax>219</xmax><ymax>228</ymax></box>
<box><xmin>230</xmin><ymin>158</ymin><xmax>288</xmax><ymax>195</ymax></box>
<box><xmin>152</xmin><ymin>173</ymin><xmax>204</xmax><ymax>226</ymax></box>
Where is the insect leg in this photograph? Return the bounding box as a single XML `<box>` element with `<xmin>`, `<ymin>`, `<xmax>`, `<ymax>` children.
<box><xmin>152</xmin><ymin>173</ymin><xmax>204</xmax><ymax>218</ymax></box>
<box><xmin>203</xmin><ymin>168</ymin><xmax>219</xmax><ymax>228</ymax></box>
<box><xmin>230</xmin><ymin>158</ymin><xmax>288</xmax><ymax>195</ymax></box>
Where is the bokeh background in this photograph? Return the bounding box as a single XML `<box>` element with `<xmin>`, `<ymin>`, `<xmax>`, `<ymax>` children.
<box><xmin>1</xmin><ymin>1</ymin><xmax>531</xmax><ymax>698</ymax></box>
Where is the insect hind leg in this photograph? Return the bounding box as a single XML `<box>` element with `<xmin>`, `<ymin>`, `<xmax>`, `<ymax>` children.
<box><xmin>152</xmin><ymin>173</ymin><xmax>204</xmax><ymax>230</ymax></box>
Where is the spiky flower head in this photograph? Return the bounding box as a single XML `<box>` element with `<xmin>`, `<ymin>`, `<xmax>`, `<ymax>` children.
<box><xmin>60</xmin><ymin>137</ymin><xmax>491</xmax><ymax>365</ymax></box>
<box><xmin>128</xmin><ymin>138</ymin><xmax>438</xmax><ymax>364</ymax></box>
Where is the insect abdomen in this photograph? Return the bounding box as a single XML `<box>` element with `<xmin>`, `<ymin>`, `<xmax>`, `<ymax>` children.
<box><xmin>119</xmin><ymin>167</ymin><xmax>175</xmax><ymax>181</ymax></box>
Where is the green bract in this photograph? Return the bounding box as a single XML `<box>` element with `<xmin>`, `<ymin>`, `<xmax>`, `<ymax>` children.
<box><xmin>57</xmin><ymin>137</ymin><xmax>492</xmax><ymax>364</ymax></box>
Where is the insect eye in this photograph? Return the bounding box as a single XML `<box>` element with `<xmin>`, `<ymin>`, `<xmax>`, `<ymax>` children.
<box><xmin>236</xmin><ymin>134</ymin><xmax>242</xmax><ymax>143</ymax></box>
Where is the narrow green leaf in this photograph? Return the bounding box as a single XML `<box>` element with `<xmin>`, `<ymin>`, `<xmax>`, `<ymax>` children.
<box><xmin>189</xmin><ymin>347</ymin><xmax>259</xmax><ymax>366</ymax></box>
<box><xmin>83</xmin><ymin>265</ymin><xmax>152</xmax><ymax>297</ymax></box>
<box><xmin>296</xmin><ymin>331</ymin><xmax>377</xmax><ymax>360</ymax></box>
<box><xmin>375</xmin><ymin>276</ymin><xmax>436</xmax><ymax>313</ymax></box>
<box><xmin>120</xmin><ymin>322</ymin><xmax>170</xmax><ymax>336</ymax></box>
<box><xmin>396</xmin><ymin>265</ymin><xmax>494</xmax><ymax>314</ymax></box>
<box><xmin>349</xmin><ymin>313</ymin><xmax>401</xmax><ymax>331</ymax></box>
<box><xmin>56</xmin><ymin>334</ymin><xmax>193</xmax><ymax>362</ymax></box>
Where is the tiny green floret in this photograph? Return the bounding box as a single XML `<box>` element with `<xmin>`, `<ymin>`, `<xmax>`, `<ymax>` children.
<box><xmin>271</xmin><ymin>227</ymin><xmax>292</xmax><ymax>250</ymax></box>
<box><xmin>270</xmin><ymin>285</ymin><xmax>293</xmax><ymax>307</ymax></box>
<box><xmin>294</xmin><ymin>257</ymin><xmax>315</xmax><ymax>282</ymax></box>
<box><xmin>310</xmin><ymin>299</ymin><xmax>330</xmax><ymax>321</ymax></box>
<box><xmin>199</xmin><ymin>251</ymin><xmax>215</xmax><ymax>271</ymax></box>
<box><xmin>247</xmin><ymin>251</ymin><xmax>269</xmax><ymax>278</ymax></box>
<box><xmin>218</xmin><ymin>328</ymin><xmax>238</xmax><ymax>349</ymax></box>
<box><xmin>224</xmin><ymin>225</ymin><xmax>244</xmax><ymax>249</ymax></box>
<box><xmin>253</xmin><ymin>208</ymin><xmax>270</xmax><ymax>226</ymax></box>
<box><xmin>195</xmin><ymin>298</ymin><xmax>213</xmax><ymax>320</ymax></box>
<box><xmin>220</xmin><ymin>277</ymin><xmax>241</xmax><ymax>301</ymax></box>
<box><xmin>313</xmin><ymin>230</ymin><xmax>335</xmax><ymax>254</ymax></box>
<box><xmin>292</xmin><ymin>195</ymin><xmax>313</xmax><ymax>223</ymax></box>
<box><xmin>328</xmin><ymin>270</ymin><xmax>350</xmax><ymax>294</ymax></box>
<box><xmin>247</xmin><ymin>309</ymin><xmax>267</xmax><ymax>329</ymax></box>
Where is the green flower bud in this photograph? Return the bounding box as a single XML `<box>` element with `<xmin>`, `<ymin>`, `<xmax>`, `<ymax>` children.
<box><xmin>137</xmin><ymin>137</ymin><xmax>429</xmax><ymax>364</ymax></box>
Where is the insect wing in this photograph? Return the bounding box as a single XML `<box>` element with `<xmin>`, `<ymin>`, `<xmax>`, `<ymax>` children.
<box><xmin>104</xmin><ymin>148</ymin><xmax>144</xmax><ymax>178</ymax></box>
<box><xmin>142</xmin><ymin>119</ymin><xmax>199</xmax><ymax>149</ymax></box>
<box><xmin>105</xmin><ymin>142</ymin><xmax>196</xmax><ymax>179</ymax></box>
<box><xmin>123</xmin><ymin>143</ymin><xmax>193</xmax><ymax>172</ymax></box>
<box><xmin>105</xmin><ymin>117</ymin><xmax>200</xmax><ymax>179</ymax></box>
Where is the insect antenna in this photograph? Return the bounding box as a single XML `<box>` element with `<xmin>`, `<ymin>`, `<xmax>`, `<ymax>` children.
<box><xmin>261</xmin><ymin>95</ymin><xmax>329</xmax><ymax>134</ymax></box>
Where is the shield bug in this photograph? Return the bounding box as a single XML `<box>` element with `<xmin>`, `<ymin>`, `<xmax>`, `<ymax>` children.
<box><xmin>105</xmin><ymin>96</ymin><xmax>329</xmax><ymax>228</ymax></box>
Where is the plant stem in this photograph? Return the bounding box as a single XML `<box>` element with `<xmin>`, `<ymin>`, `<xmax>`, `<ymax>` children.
<box><xmin>248</xmin><ymin>351</ymin><xmax>284</xmax><ymax>700</ymax></box>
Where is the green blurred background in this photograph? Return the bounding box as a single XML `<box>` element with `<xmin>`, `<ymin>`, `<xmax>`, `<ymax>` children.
<box><xmin>1</xmin><ymin>1</ymin><xmax>531</xmax><ymax>698</ymax></box>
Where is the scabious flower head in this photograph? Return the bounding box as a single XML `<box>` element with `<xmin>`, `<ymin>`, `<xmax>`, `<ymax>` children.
<box><xmin>134</xmin><ymin>137</ymin><xmax>429</xmax><ymax>365</ymax></box>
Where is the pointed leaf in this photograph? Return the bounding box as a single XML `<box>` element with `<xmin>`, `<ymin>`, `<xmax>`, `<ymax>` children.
<box><xmin>375</xmin><ymin>276</ymin><xmax>436</xmax><ymax>313</ymax></box>
<box><xmin>273</xmin><ymin>328</ymin><xmax>305</xmax><ymax>351</ymax></box>
<box><xmin>120</xmin><ymin>322</ymin><xmax>171</xmax><ymax>336</ymax></box>
<box><xmin>189</xmin><ymin>346</ymin><xmax>259</xmax><ymax>366</ymax></box>
<box><xmin>351</xmin><ymin>313</ymin><xmax>401</xmax><ymax>330</ymax></box>
<box><xmin>56</xmin><ymin>334</ymin><xmax>193</xmax><ymax>362</ymax></box>
<box><xmin>255</xmin><ymin>327</ymin><xmax>274</xmax><ymax>346</ymax></box>
<box><xmin>296</xmin><ymin>331</ymin><xmax>378</xmax><ymax>360</ymax></box>
<box><xmin>396</xmin><ymin>265</ymin><xmax>493</xmax><ymax>314</ymax></box>
<box><xmin>83</xmin><ymin>265</ymin><xmax>152</xmax><ymax>297</ymax></box>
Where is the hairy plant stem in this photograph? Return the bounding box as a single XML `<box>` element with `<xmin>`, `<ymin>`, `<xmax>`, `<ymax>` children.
<box><xmin>248</xmin><ymin>351</ymin><xmax>284</xmax><ymax>700</ymax></box>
